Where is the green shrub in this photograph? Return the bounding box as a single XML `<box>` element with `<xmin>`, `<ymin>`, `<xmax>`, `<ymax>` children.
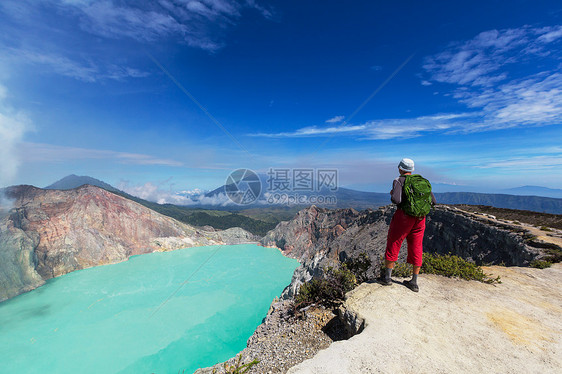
<box><xmin>530</xmin><ymin>260</ymin><xmax>552</xmax><ymax>269</ymax></box>
<box><xmin>544</xmin><ymin>248</ymin><xmax>562</xmax><ymax>264</ymax></box>
<box><xmin>421</xmin><ymin>253</ymin><xmax>501</xmax><ymax>283</ymax></box>
<box><xmin>343</xmin><ymin>252</ymin><xmax>372</xmax><ymax>283</ymax></box>
<box><xmin>540</xmin><ymin>226</ymin><xmax>552</xmax><ymax>232</ymax></box>
<box><xmin>295</xmin><ymin>266</ymin><xmax>357</xmax><ymax>307</ymax></box>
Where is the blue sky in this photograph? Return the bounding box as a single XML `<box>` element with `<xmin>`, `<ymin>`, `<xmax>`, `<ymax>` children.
<box><xmin>1</xmin><ymin>0</ymin><xmax>561</xmax><ymax>201</ymax></box>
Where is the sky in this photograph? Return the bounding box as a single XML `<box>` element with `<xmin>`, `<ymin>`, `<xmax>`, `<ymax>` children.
<box><xmin>1</xmin><ymin>0</ymin><xmax>562</xmax><ymax>202</ymax></box>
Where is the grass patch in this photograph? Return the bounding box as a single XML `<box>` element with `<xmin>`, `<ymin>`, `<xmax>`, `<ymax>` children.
<box><xmin>378</xmin><ymin>253</ymin><xmax>501</xmax><ymax>284</ymax></box>
<box><xmin>540</xmin><ymin>226</ymin><xmax>553</xmax><ymax>232</ymax></box>
<box><xmin>212</xmin><ymin>354</ymin><xmax>259</xmax><ymax>374</ymax></box>
<box><xmin>530</xmin><ymin>260</ymin><xmax>552</xmax><ymax>269</ymax></box>
<box><xmin>422</xmin><ymin>253</ymin><xmax>501</xmax><ymax>283</ymax></box>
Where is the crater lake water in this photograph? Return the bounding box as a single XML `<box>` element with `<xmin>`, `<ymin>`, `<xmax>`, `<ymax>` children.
<box><xmin>0</xmin><ymin>244</ymin><xmax>299</xmax><ymax>374</ymax></box>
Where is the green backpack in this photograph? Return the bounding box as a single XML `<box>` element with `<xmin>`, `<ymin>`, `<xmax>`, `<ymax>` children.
<box><xmin>400</xmin><ymin>174</ymin><xmax>433</xmax><ymax>217</ymax></box>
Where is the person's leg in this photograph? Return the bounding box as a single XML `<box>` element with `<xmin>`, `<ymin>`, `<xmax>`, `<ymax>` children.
<box><xmin>405</xmin><ymin>217</ymin><xmax>426</xmax><ymax>292</ymax></box>
<box><xmin>382</xmin><ymin>209</ymin><xmax>413</xmax><ymax>284</ymax></box>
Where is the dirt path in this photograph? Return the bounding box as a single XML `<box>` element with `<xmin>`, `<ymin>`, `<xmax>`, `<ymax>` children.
<box><xmin>288</xmin><ymin>264</ymin><xmax>562</xmax><ymax>374</ymax></box>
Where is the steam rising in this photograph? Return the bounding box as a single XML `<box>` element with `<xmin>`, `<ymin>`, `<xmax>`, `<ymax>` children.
<box><xmin>0</xmin><ymin>84</ymin><xmax>31</xmax><ymax>213</ymax></box>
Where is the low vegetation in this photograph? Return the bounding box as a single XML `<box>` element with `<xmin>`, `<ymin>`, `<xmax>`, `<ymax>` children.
<box><xmin>295</xmin><ymin>251</ymin><xmax>503</xmax><ymax>309</ymax></box>
<box><xmin>295</xmin><ymin>266</ymin><xmax>357</xmax><ymax>308</ymax></box>
<box><xmin>530</xmin><ymin>260</ymin><xmax>553</xmax><ymax>269</ymax></box>
<box><xmin>343</xmin><ymin>252</ymin><xmax>373</xmax><ymax>283</ymax></box>
<box><xmin>211</xmin><ymin>354</ymin><xmax>259</xmax><ymax>374</ymax></box>
<box><xmin>375</xmin><ymin>253</ymin><xmax>501</xmax><ymax>283</ymax></box>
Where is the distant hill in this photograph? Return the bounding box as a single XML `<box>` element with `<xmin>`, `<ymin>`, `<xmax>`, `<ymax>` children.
<box><xmin>434</xmin><ymin>192</ymin><xmax>562</xmax><ymax>214</ymax></box>
<box><xmin>502</xmin><ymin>185</ymin><xmax>562</xmax><ymax>199</ymax></box>
<box><xmin>45</xmin><ymin>174</ymin><xmax>119</xmax><ymax>192</ymax></box>
<box><xmin>204</xmin><ymin>177</ymin><xmax>562</xmax><ymax>214</ymax></box>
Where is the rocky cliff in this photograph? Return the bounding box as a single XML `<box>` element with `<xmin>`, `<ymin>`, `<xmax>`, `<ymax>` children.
<box><xmin>288</xmin><ymin>263</ymin><xmax>562</xmax><ymax>374</ymax></box>
<box><xmin>260</xmin><ymin>205</ymin><xmax>560</xmax><ymax>298</ymax></box>
<box><xmin>0</xmin><ymin>185</ymin><xmax>257</xmax><ymax>302</ymax></box>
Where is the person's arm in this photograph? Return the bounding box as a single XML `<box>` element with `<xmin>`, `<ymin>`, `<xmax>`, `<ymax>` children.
<box><xmin>390</xmin><ymin>177</ymin><xmax>403</xmax><ymax>205</ymax></box>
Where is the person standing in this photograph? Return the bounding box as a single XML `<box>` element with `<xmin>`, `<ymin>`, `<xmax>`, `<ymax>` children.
<box><xmin>380</xmin><ymin>158</ymin><xmax>436</xmax><ymax>292</ymax></box>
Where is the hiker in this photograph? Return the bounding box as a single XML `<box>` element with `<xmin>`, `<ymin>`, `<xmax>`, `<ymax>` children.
<box><xmin>380</xmin><ymin>158</ymin><xmax>436</xmax><ymax>292</ymax></box>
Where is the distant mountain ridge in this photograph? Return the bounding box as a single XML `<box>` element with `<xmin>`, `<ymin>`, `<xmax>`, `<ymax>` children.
<box><xmin>45</xmin><ymin>175</ymin><xmax>562</xmax><ymax>215</ymax></box>
<box><xmin>502</xmin><ymin>185</ymin><xmax>562</xmax><ymax>199</ymax></box>
<box><xmin>435</xmin><ymin>192</ymin><xmax>562</xmax><ymax>214</ymax></box>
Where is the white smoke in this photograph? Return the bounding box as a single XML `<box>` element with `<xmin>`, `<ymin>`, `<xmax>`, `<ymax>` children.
<box><xmin>0</xmin><ymin>83</ymin><xmax>31</xmax><ymax>213</ymax></box>
<box><xmin>118</xmin><ymin>181</ymin><xmax>233</xmax><ymax>206</ymax></box>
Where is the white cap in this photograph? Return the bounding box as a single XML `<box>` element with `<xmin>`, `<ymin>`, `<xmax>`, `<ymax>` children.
<box><xmin>398</xmin><ymin>158</ymin><xmax>414</xmax><ymax>172</ymax></box>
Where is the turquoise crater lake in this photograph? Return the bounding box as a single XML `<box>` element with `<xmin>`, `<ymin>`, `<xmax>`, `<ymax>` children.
<box><xmin>0</xmin><ymin>244</ymin><xmax>299</xmax><ymax>374</ymax></box>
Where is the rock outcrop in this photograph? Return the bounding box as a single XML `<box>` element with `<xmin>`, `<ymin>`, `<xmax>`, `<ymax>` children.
<box><xmin>260</xmin><ymin>205</ymin><xmax>559</xmax><ymax>299</ymax></box>
<box><xmin>0</xmin><ymin>185</ymin><xmax>257</xmax><ymax>302</ymax></box>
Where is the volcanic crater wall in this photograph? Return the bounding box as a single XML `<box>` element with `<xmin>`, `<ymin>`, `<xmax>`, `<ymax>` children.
<box><xmin>0</xmin><ymin>185</ymin><xmax>256</xmax><ymax>302</ymax></box>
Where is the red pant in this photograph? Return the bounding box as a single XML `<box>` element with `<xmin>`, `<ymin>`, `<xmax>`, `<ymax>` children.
<box><xmin>385</xmin><ymin>209</ymin><xmax>426</xmax><ymax>267</ymax></box>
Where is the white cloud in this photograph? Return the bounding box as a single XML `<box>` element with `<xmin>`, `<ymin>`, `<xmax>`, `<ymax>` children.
<box><xmin>35</xmin><ymin>0</ymin><xmax>270</xmax><ymax>51</ymax></box>
<box><xmin>325</xmin><ymin>115</ymin><xmax>345</xmax><ymax>123</ymax></box>
<box><xmin>2</xmin><ymin>48</ymin><xmax>149</xmax><ymax>83</ymax></box>
<box><xmin>537</xmin><ymin>25</ymin><xmax>562</xmax><ymax>43</ymax></box>
<box><xmin>118</xmin><ymin>180</ymin><xmax>233</xmax><ymax>205</ymax></box>
<box><xmin>118</xmin><ymin>181</ymin><xmax>190</xmax><ymax>204</ymax></box>
<box><xmin>454</xmin><ymin>72</ymin><xmax>562</xmax><ymax>130</ymax></box>
<box><xmin>248</xmin><ymin>113</ymin><xmax>481</xmax><ymax>140</ymax></box>
<box><xmin>20</xmin><ymin>142</ymin><xmax>184</xmax><ymax>166</ymax></box>
<box><xmin>252</xmin><ymin>25</ymin><xmax>562</xmax><ymax>143</ymax></box>
<box><xmin>423</xmin><ymin>25</ymin><xmax>562</xmax><ymax>87</ymax></box>
<box><xmin>422</xmin><ymin>25</ymin><xmax>562</xmax><ymax>132</ymax></box>
<box><xmin>474</xmin><ymin>155</ymin><xmax>562</xmax><ymax>170</ymax></box>
<box><xmin>249</xmin><ymin>124</ymin><xmax>367</xmax><ymax>138</ymax></box>
<box><xmin>1</xmin><ymin>0</ymin><xmax>274</xmax><ymax>54</ymax></box>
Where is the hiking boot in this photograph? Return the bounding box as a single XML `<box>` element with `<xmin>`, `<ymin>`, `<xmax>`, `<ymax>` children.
<box><xmin>404</xmin><ymin>279</ymin><xmax>419</xmax><ymax>292</ymax></box>
<box><xmin>378</xmin><ymin>275</ymin><xmax>392</xmax><ymax>286</ymax></box>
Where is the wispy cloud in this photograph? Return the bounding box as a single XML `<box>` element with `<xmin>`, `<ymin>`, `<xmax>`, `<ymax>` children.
<box><xmin>249</xmin><ymin>124</ymin><xmax>368</xmax><ymax>138</ymax></box>
<box><xmin>474</xmin><ymin>155</ymin><xmax>562</xmax><ymax>170</ymax></box>
<box><xmin>325</xmin><ymin>115</ymin><xmax>345</xmax><ymax>123</ymax></box>
<box><xmin>2</xmin><ymin>0</ymin><xmax>274</xmax><ymax>52</ymax></box>
<box><xmin>457</xmin><ymin>72</ymin><xmax>562</xmax><ymax>129</ymax></box>
<box><xmin>20</xmin><ymin>143</ymin><xmax>184</xmax><ymax>166</ymax></box>
<box><xmin>420</xmin><ymin>25</ymin><xmax>562</xmax><ymax>132</ymax></box>
<box><xmin>423</xmin><ymin>25</ymin><xmax>562</xmax><ymax>87</ymax></box>
<box><xmin>248</xmin><ymin>113</ymin><xmax>480</xmax><ymax>139</ymax></box>
<box><xmin>2</xmin><ymin>48</ymin><xmax>149</xmax><ymax>83</ymax></box>
<box><xmin>253</xmin><ymin>25</ymin><xmax>562</xmax><ymax>142</ymax></box>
